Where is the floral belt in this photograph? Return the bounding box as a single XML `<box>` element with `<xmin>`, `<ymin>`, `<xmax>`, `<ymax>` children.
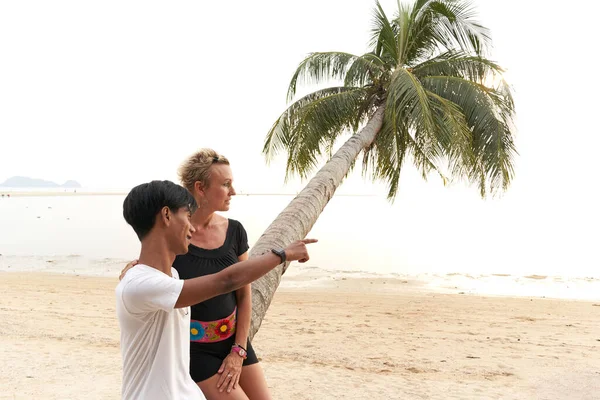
<box><xmin>190</xmin><ymin>307</ymin><xmax>237</xmax><ymax>343</ymax></box>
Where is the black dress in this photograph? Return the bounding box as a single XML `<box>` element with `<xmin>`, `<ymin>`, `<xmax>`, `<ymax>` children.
<box><xmin>173</xmin><ymin>219</ymin><xmax>259</xmax><ymax>383</ymax></box>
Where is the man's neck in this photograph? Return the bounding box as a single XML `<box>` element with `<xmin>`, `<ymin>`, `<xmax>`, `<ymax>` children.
<box><xmin>138</xmin><ymin>236</ymin><xmax>176</xmax><ymax>276</ymax></box>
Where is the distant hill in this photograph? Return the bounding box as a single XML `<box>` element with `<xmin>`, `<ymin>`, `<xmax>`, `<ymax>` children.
<box><xmin>61</xmin><ymin>180</ymin><xmax>81</xmax><ymax>188</ymax></box>
<box><xmin>0</xmin><ymin>176</ymin><xmax>82</xmax><ymax>188</ymax></box>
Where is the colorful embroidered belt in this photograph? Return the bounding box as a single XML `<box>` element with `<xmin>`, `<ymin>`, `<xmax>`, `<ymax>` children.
<box><xmin>190</xmin><ymin>307</ymin><xmax>237</xmax><ymax>343</ymax></box>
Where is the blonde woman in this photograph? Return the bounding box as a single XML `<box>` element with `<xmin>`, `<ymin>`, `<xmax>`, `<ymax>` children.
<box><xmin>174</xmin><ymin>149</ymin><xmax>272</xmax><ymax>400</ymax></box>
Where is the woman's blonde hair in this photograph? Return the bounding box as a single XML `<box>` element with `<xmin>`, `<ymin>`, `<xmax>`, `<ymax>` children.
<box><xmin>178</xmin><ymin>148</ymin><xmax>230</xmax><ymax>192</ymax></box>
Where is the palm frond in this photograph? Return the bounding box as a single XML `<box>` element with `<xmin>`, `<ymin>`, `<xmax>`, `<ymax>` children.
<box><xmin>386</xmin><ymin>68</ymin><xmax>443</xmax><ymax>172</ymax></box>
<box><xmin>393</xmin><ymin>3</ymin><xmax>414</xmax><ymax>65</ymax></box>
<box><xmin>343</xmin><ymin>53</ymin><xmax>388</xmax><ymax>88</ymax></box>
<box><xmin>426</xmin><ymin>90</ymin><xmax>476</xmax><ymax>181</ymax></box>
<box><xmin>265</xmin><ymin>87</ymin><xmax>355</xmax><ymax>161</ymax></box>
<box><xmin>403</xmin><ymin>0</ymin><xmax>491</xmax><ymax>66</ymax></box>
<box><xmin>403</xmin><ymin>3</ymin><xmax>439</xmax><ymax>65</ymax></box>
<box><xmin>411</xmin><ymin>51</ymin><xmax>503</xmax><ymax>83</ymax></box>
<box><xmin>427</xmin><ymin>0</ymin><xmax>491</xmax><ymax>55</ymax></box>
<box><xmin>369</xmin><ymin>1</ymin><xmax>399</xmax><ymax>63</ymax></box>
<box><xmin>421</xmin><ymin>75</ymin><xmax>516</xmax><ymax>195</ymax></box>
<box><xmin>264</xmin><ymin>87</ymin><xmax>376</xmax><ymax>179</ymax></box>
<box><xmin>361</xmin><ymin>52</ymin><xmax>389</xmax><ymax>68</ymax></box>
<box><xmin>287</xmin><ymin>52</ymin><xmax>375</xmax><ymax>102</ymax></box>
<box><xmin>363</xmin><ymin>117</ymin><xmax>409</xmax><ymax>200</ymax></box>
<box><xmin>365</xmin><ymin>114</ymin><xmax>449</xmax><ymax>200</ymax></box>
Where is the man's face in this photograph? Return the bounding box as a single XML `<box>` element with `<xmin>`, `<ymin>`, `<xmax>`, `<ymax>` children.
<box><xmin>167</xmin><ymin>207</ymin><xmax>195</xmax><ymax>255</ymax></box>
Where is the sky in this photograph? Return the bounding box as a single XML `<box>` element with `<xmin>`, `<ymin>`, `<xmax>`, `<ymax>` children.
<box><xmin>1</xmin><ymin>1</ymin><xmax>599</xmax><ymax>273</ymax></box>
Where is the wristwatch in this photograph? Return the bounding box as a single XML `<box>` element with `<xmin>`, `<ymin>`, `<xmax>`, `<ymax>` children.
<box><xmin>231</xmin><ymin>344</ymin><xmax>247</xmax><ymax>359</ymax></box>
<box><xmin>271</xmin><ymin>248</ymin><xmax>286</xmax><ymax>263</ymax></box>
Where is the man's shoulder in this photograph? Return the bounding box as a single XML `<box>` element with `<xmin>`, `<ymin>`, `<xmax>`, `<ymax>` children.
<box><xmin>116</xmin><ymin>265</ymin><xmax>155</xmax><ymax>291</ymax></box>
<box><xmin>121</xmin><ymin>264</ymin><xmax>150</xmax><ymax>279</ymax></box>
<box><xmin>118</xmin><ymin>265</ymin><xmax>181</xmax><ymax>291</ymax></box>
<box><xmin>116</xmin><ymin>265</ymin><xmax>183</xmax><ymax>315</ymax></box>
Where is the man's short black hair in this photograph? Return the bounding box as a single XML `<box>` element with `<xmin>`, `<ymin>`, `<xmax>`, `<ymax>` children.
<box><xmin>123</xmin><ymin>180</ymin><xmax>198</xmax><ymax>240</ymax></box>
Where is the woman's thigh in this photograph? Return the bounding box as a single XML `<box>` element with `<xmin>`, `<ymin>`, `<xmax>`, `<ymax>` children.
<box><xmin>239</xmin><ymin>363</ymin><xmax>272</xmax><ymax>400</ymax></box>
<box><xmin>198</xmin><ymin>373</ymin><xmax>249</xmax><ymax>400</ymax></box>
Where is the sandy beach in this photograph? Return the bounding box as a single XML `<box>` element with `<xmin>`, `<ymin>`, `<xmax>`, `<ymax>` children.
<box><xmin>1</xmin><ymin>272</ymin><xmax>599</xmax><ymax>400</ymax></box>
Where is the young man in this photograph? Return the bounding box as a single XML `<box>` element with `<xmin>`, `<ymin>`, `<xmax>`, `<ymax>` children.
<box><xmin>116</xmin><ymin>180</ymin><xmax>315</xmax><ymax>399</ymax></box>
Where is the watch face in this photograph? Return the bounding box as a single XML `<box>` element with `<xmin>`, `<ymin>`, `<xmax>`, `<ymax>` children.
<box><xmin>240</xmin><ymin>349</ymin><xmax>247</xmax><ymax>357</ymax></box>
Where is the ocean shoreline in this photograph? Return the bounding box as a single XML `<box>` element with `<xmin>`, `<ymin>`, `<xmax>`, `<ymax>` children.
<box><xmin>1</xmin><ymin>258</ymin><xmax>599</xmax><ymax>303</ymax></box>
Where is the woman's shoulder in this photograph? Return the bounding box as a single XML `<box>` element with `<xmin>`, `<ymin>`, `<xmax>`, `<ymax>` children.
<box><xmin>226</xmin><ymin>219</ymin><xmax>248</xmax><ymax>251</ymax></box>
<box><xmin>226</xmin><ymin>218</ymin><xmax>246</xmax><ymax>231</ymax></box>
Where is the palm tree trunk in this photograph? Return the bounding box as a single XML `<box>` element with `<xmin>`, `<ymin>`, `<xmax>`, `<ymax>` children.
<box><xmin>248</xmin><ymin>106</ymin><xmax>385</xmax><ymax>341</ymax></box>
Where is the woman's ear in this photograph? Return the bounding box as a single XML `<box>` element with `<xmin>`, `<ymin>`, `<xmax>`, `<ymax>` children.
<box><xmin>195</xmin><ymin>180</ymin><xmax>208</xmax><ymax>197</ymax></box>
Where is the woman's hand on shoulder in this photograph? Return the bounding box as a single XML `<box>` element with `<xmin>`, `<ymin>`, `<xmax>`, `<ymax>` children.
<box><xmin>119</xmin><ymin>259</ymin><xmax>138</xmax><ymax>281</ymax></box>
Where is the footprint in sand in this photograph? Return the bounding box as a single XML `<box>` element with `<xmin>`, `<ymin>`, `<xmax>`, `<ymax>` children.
<box><xmin>513</xmin><ymin>316</ymin><xmax>537</xmax><ymax>322</ymax></box>
<box><xmin>524</xmin><ymin>275</ymin><xmax>547</xmax><ymax>280</ymax></box>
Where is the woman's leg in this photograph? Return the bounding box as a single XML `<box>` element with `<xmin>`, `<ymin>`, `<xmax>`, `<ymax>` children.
<box><xmin>197</xmin><ymin>374</ymin><xmax>250</xmax><ymax>400</ymax></box>
<box><xmin>238</xmin><ymin>364</ymin><xmax>272</xmax><ymax>400</ymax></box>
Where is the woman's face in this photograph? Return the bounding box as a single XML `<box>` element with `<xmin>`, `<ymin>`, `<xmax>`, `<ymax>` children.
<box><xmin>202</xmin><ymin>164</ymin><xmax>236</xmax><ymax>212</ymax></box>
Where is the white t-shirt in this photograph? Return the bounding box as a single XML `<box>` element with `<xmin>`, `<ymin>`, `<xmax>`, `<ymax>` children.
<box><xmin>115</xmin><ymin>264</ymin><xmax>205</xmax><ymax>400</ymax></box>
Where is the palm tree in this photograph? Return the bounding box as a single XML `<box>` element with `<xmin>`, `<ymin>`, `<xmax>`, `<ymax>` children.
<box><xmin>248</xmin><ymin>0</ymin><xmax>516</xmax><ymax>340</ymax></box>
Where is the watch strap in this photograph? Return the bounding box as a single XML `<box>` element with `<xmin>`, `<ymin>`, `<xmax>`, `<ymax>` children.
<box><xmin>271</xmin><ymin>248</ymin><xmax>286</xmax><ymax>263</ymax></box>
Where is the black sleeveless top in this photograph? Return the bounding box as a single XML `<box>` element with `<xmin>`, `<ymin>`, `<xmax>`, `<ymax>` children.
<box><xmin>173</xmin><ymin>218</ymin><xmax>249</xmax><ymax>321</ymax></box>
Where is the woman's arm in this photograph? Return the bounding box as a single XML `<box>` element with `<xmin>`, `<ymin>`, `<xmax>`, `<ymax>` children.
<box><xmin>233</xmin><ymin>252</ymin><xmax>251</xmax><ymax>348</ymax></box>
<box><xmin>216</xmin><ymin>251</ymin><xmax>251</xmax><ymax>393</ymax></box>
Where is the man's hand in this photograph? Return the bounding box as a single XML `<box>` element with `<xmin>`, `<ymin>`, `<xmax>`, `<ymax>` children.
<box><xmin>283</xmin><ymin>238</ymin><xmax>318</xmax><ymax>263</ymax></box>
